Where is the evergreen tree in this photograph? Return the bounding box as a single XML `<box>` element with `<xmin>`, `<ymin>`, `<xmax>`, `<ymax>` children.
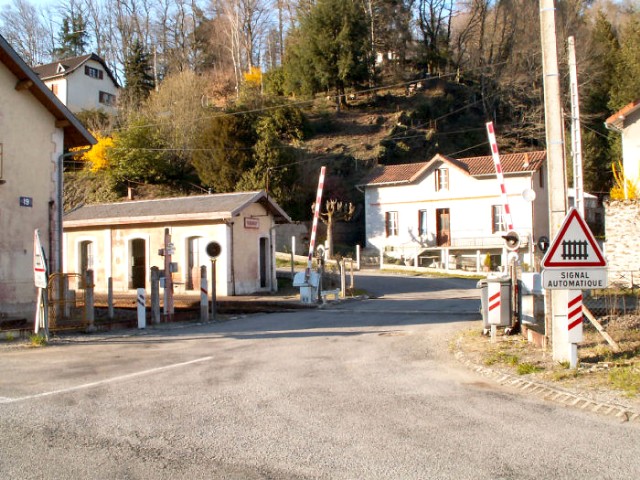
<box><xmin>608</xmin><ymin>16</ymin><xmax>640</xmax><ymax>112</ymax></box>
<box><xmin>284</xmin><ymin>0</ymin><xmax>371</xmax><ymax>108</ymax></box>
<box><xmin>122</xmin><ymin>40</ymin><xmax>156</xmax><ymax>110</ymax></box>
<box><xmin>582</xmin><ymin>11</ymin><xmax>620</xmax><ymax>194</ymax></box>
<box><xmin>53</xmin><ymin>14</ymin><xmax>88</xmax><ymax>59</ymax></box>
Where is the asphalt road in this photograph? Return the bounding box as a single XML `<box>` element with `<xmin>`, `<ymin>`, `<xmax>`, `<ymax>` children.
<box><xmin>1</xmin><ymin>273</ymin><xmax>638</xmax><ymax>479</ymax></box>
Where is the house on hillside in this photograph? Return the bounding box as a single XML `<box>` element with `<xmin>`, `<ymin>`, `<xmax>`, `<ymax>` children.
<box><xmin>0</xmin><ymin>34</ymin><xmax>95</xmax><ymax>320</ymax></box>
<box><xmin>605</xmin><ymin>99</ymin><xmax>640</xmax><ymax>193</ymax></box>
<box><xmin>357</xmin><ymin>151</ymin><xmax>550</xmax><ymax>271</ymax></box>
<box><xmin>32</xmin><ymin>53</ymin><xmax>119</xmax><ymax>114</ymax></box>
<box><xmin>603</xmin><ymin>100</ymin><xmax>640</xmax><ymax>280</ymax></box>
<box><xmin>63</xmin><ymin>191</ymin><xmax>291</xmax><ymax>296</ymax></box>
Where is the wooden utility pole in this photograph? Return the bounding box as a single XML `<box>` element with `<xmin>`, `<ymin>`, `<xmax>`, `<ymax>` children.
<box><xmin>540</xmin><ymin>0</ymin><xmax>568</xmax><ymax>361</ymax></box>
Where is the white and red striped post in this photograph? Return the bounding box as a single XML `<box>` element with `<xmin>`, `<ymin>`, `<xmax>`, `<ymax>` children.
<box><xmin>487</xmin><ymin>282</ymin><xmax>502</xmax><ymax>342</ymax></box>
<box><xmin>137</xmin><ymin>288</ymin><xmax>146</xmax><ymax>329</ymax></box>
<box><xmin>567</xmin><ymin>290</ymin><xmax>583</xmax><ymax>367</ymax></box>
<box><xmin>486</xmin><ymin>122</ymin><xmax>514</xmax><ymax>231</ymax></box>
<box><xmin>200</xmin><ymin>267</ymin><xmax>208</xmax><ymax>322</ymax></box>
<box><xmin>306</xmin><ymin>166</ymin><xmax>326</xmax><ymax>281</ymax></box>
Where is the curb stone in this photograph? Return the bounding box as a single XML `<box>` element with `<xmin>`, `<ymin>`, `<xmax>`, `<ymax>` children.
<box><xmin>454</xmin><ymin>350</ymin><xmax>640</xmax><ymax>425</ymax></box>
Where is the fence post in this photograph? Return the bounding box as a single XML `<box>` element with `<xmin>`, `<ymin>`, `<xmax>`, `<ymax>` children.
<box><xmin>350</xmin><ymin>259</ymin><xmax>355</xmax><ymax>291</ymax></box>
<box><xmin>291</xmin><ymin>235</ymin><xmax>296</xmax><ymax>279</ymax></box>
<box><xmin>107</xmin><ymin>277</ymin><xmax>114</xmax><ymax>321</ymax></box>
<box><xmin>85</xmin><ymin>269</ymin><xmax>95</xmax><ymax>332</ymax></box>
<box><xmin>200</xmin><ymin>265</ymin><xmax>208</xmax><ymax>322</ymax></box>
<box><xmin>150</xmin><ymin>266</ymin><xmax>161</xmax><ymax>325</ymax></box>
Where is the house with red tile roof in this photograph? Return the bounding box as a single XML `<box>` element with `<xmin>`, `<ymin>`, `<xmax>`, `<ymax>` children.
<box><xmin>605</xmin><ymin>99</ymin><xmax>640</xmax><ymax>195</ymax></box>
<box><xmin>357</xmin><ymin>151</ymin><xmax>550</xmax><ymax>271</ymax></box>
<box><xmin>32</xmin><ymin>53</ymin><xmax>119</xmax><ymax>114</ymax></box>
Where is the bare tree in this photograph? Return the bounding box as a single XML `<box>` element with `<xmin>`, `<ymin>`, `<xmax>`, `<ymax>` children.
<box><xmin>0</xmin><ymin>0</ymin><xmax>54</xmax><ymax>65</ymax></box>
<box><xmin>210</xmin><ymin>0</ymin><xmax>272</xmax><ymax>95</ymax></box>
<box><xmin>312</xmin><ymin>199</ymin><xmax>355</xmax><ymax>259</ymax></box>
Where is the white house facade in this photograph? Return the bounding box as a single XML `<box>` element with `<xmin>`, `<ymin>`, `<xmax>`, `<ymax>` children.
<box><xmin>32</xmin><ymin>54</ymin><xmax>119</xmax><ymax>115</ymax></box>
<box><xmin>358</xmin><ymin>152</ymin><xmax>550</xmax><ymax>270</ymax></box>
<box><xmin>605</xmin><ymin>100</ymin><xmax>640</xmax><ymax>193</ymax></box>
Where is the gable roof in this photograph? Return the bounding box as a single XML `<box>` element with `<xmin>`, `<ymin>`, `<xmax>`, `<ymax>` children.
<box><xmin>605</xmin><ymin>99</ymin><xmax>640</xmax><ymax>132</ymax></box>
<box><xmin>32</xmin><ymin>53</ymin><xmax>120</xmax><ymax>88</ymax></box>
<box><xmin>64</xmin><ymin>191</ymin><xmax>292</xmax><ymax>227</ymax></box>
<box><xmin>358</xmin><ymin>151</ymin><xmax>546</xmax><ymax>187</ymax></box>
<box><xmin>0</xmin><ymin>34</ymin><xmax>95</xmax><ymax>148</ymax></box>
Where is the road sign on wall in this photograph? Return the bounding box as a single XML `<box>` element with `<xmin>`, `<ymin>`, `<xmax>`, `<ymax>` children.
<box><xmin>541</xmin><ymin>208</ymin><xmax>607</xmax><ymax>289</ymax></box>
<box><xmin>33</xmin><ymin>229</ymin><xmax>48</xmax><ymax>288</ymax></box>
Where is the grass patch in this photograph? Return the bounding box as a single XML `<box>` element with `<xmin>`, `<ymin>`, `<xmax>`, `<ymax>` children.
<box><xmin>609</xmin><ymin>366</ymin><xmax>640</xmax><ymax>397</ymax></box>
<box><xmin>28</xmin><ymin>333</ymin><xmax>47</xmax><ymax>347</ymax></box>
<box><xmin>551</xmin><ymin>369</ymin><xmax>580</xmax><ymax>381</ymax></box>
<box><xmin>517</xmin><ymin>363</ymin><xmax>543</xmax><ymax>375</ymax></box>
<box><xmin>484</xmin><ymin>351</ymin><xmax>519</xmax><ymax>366</ymax></box>
<box><xmin>3</xmin><ymin>331</ymin><xmax>15</xmax><ymax>342</ymax></box>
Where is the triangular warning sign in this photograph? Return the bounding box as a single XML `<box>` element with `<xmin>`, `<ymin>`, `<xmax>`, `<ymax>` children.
<box><xmin>542</xmin><ymin>208</ymin><xmax>606</xmax><ymax>268</ymax></box>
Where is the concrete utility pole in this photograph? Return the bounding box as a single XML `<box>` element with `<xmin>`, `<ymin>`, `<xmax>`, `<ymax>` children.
<box><xmin>540</xmin><ymin>0</ymin><xmax>569</xmax><ymax>361</ymax></box>
<box><xmin>568</xmin><ymin>36</ymin><xmax>585</xmax><ymax>218</ymax></box>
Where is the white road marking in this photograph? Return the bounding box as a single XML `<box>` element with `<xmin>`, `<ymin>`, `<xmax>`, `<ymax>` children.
<box><xmin>0</xmin><ymin>356</ymin><xmax>214</xmax><ymax>404</ymax></box>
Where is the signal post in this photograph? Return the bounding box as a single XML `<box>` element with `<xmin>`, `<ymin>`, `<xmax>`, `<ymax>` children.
<box><xmin>541</xmin><ymin>208</ymin><xmax>607</xmax><ymax>367</ymax></box>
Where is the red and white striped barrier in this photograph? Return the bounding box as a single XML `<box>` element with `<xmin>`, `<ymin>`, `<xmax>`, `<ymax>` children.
<box><xmin>487</xmin><ymin>282</ymin><xmax>502</xmax><ymax>325</ymax></box>
<box><xmin>306</xmin><ymin>166</ymin><xmax>326</xmax><ymax>280</ymax></box>
<box><xmin>486</xmin><ymin>122</ymin><xmax>514</xmax><ymax>231</ymax></box>
<box><xmin>567</xmin><ymin>291</ymin><xmax>583</xmax><ymax>343</ymax></box>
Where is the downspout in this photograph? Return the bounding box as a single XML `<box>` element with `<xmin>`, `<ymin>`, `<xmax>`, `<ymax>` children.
<box><xmin>56</xmin><ymin>149</ymin><xmax>90</xmax><ymax>277</ymax></box>
<box><xmin>269</xmin><ymin>222</ymin><xmax>278</xmax><ymax>292</ymax></box>
<box><xmin>226</xmin><ymin>220</ymin><xmax>236</xmax><ymax>295</ymax></box>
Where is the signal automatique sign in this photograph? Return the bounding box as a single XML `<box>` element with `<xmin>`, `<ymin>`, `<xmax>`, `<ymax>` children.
<box><xmin>541</xmin><ymin>208</ymin><xmax>607</xmax><ymax>290</ymax></box>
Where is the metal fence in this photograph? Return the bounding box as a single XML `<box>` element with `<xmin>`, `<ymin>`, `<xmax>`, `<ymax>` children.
<box><xmin>47</xmin><ymin>273</ymin><xmax>89</xmax><ymax>332</ymax></box>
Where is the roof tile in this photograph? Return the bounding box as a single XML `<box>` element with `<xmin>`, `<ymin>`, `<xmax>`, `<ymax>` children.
<box><xmin>359</xmin><ymin>151</ymin><xmax>545</xmax><ymax>186</ymax></box>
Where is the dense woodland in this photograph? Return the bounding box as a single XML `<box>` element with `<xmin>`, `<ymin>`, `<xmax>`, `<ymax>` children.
<box><xmin>1</xmin><ymin>0</ymin><xmax>640</xmax><ymax>221</ymax></box>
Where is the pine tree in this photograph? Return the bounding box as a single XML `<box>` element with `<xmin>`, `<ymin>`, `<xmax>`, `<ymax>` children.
<box><xmin>53</xmin><ymin>14</ymin><xmax>88</xmax><ymax>59</ymax></box>
<box><xmin>582</xmin><ymin>10</ymin><xmax>620</xmax><ymax>194</ymax></box>
<box><xmin>122</xmin><ymin>40</ymin><xmax>156</xmax><ymax>110</ymax></box>
<box><xmin>284</xmin><ymin>0</ymin><xmax>371</xmax><ymax>108</ymax></box>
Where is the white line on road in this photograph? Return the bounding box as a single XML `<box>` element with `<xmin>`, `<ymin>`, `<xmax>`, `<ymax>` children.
<box><xmin>0</xmin><ymin>356</ymin><xmax>214</xmax><ymax>405</ymax></box>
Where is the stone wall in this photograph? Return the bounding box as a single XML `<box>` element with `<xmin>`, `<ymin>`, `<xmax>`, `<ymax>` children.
<box><xmin>604</xmin><ymin>200</ymin><xmax>640</xmax><ymax>274</ymax></box>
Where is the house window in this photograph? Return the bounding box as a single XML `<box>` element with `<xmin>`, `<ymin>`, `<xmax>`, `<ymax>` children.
<box><xmin>99</xmin><ymin>91</ymin><xmax>116</xmax><ymax>106</ymax></box>
<box><xmin>85</xmin><ymin>66</ymin><xmax>104</xmax><ymax>79</ymax></box>
<box><xmin>50</xmin><ymin>84</ymin><xmax>58</xmax><ymax>95</ymax></box>
<box><xmin>436</xmin><ymin>168</ymin><xmax>449</xmax><ymax>191</ymax></box>
<box><xmin>492</xmin><ymin>205</ymin><xmax>506</xmax><ymax>233</ymax></box>
<box><xmin>539</xmin><ymin>166</ymin><xmax>544</xmax><ymax>188</ymax></box>
<box><xmin>385</xmin><ymin>211</ymin><xmax>399</xmax><ymax>237</ymax></box>
<box><xmin>418</xmin><ymin>209</ymin><xmax>428</xmax><ymax>236</ymax></box>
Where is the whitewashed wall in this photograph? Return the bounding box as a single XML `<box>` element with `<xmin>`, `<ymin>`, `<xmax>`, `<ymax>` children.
<box><xmin>604</xmin><ymin>200</ymin><xmax>640</xmax><ymax>274</ymax></box>
<box><xmin>622</xmin><ymin>108</ymin><xmax>640</xmax><ymax>188</ymax></box>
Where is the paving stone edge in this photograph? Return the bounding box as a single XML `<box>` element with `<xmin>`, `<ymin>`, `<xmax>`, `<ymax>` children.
<box><xmin>454</xmin><ymin>350</ymin><xmax>640</xmax><ymax>425</ymax></box>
